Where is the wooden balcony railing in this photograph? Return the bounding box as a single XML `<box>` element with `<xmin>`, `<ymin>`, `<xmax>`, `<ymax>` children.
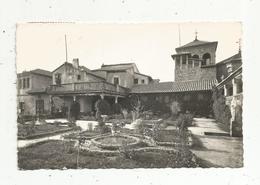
<box><xmin>48</xmin><ymin>81</ymin><xmax>128</xmax><ymax>95</ymax></box>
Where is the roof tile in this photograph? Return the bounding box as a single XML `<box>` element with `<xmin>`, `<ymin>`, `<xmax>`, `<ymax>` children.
<box><xmin>131</xmin><ymin>79</ymin><xmax>217</xmax><ymax>94</ymax></box>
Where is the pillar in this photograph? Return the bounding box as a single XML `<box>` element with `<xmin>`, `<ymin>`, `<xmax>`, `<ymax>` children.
<box><xmin>115</xmin><ymin>96</ymin><xmax>118</xmax><ymax>103</ymax></box>
<box><xmin>180</xmin><ymin>55</ymin><xmax>182</xmax><ymax>69</ymax></box>
<box><xmin>232</xmin><ymin>79</ymin><xmax>238</xmax><ymax>96</ymax></box>
<box><xmin>224</xmin><ymin>85</ymin><xmax>228</xmax><ymax>96</ymax></box>
<box><xmin>100</xmin><ymin>94</ymin><xmax>105</xmax><ymax>100</ymax></box>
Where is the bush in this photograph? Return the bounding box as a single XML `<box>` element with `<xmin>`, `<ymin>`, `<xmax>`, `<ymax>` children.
<box><xmin>111</xmin><ymin>103</ymin><xmax>122</xmax><ymax>114</ymax></box>
<box><xmin>142</xmin><ymin>100</ymin><xmax>170</xmax><ymax>115</ymax></box>
<box><xmin>170</xmin><ymin>101</ymin><xmax>181</xmax><ymax>119</ymax></box>
<box><xmin>176</xmin><ymin>113</ymin><xmax>194</xmax><ymax>130</ymax></box>
<box><xmin>212</xmin><ymin>87</ymin><xmax>232</xmax><ymax>126</ymax></box>
<box><xmin>95</xmin><ymin>99</ymin><xmax>111</xmax><ymax>115</ymax></box>
<box><xmin>94</xmin><ymin>121</ymin><xmax>111</xmax><ymax>134</ymax></box>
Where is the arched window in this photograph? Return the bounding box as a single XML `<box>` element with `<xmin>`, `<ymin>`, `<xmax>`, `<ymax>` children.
<box><xmin>192</xmin><ymin>54</ymin><xmax>199</xmax><ymax>59</ymax></box>
<box><xmin>202</xmin><ymin>53</ymin><xmax>211</xmax><ymax>65</ymax></box>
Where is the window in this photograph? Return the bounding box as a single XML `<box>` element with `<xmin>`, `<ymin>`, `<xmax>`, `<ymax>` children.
<box><xmin>22</xmin><ymin>78</ymin><xmax>26</xmax><ymax>89</ymax></box>
<box><xmin>141</xmin><ymin>79</ymin><xmax>145</xmax><ymax>84</ymax></box>
<box><xmin>192</xmin><ymin>54</ymin><xmax>199</xmax><ymax>59</ymax></box>
<box><xmin>176</xmin><ymin>56</ymin><xmax>180</xmax><ymax>66</ymax></box>
<box><xmin>55</xmin><ymin>73</ymin><xmax>61</xmax><ymax>85</ymax></box>
<box><xmin>26</xmin><ymin>78</ymin><xmax>30</xmax><ymax>88</ymax></box>
<box><xmin>134</xmin><ymin>78</ymin><xmax>138</xmax><ymax>84</ymax></box>
<box><xmin>113</xmin><ymin>77</ymin><xmax>119</xmax><ymax>85</ymax></box>
<box><xmin>182</xmin><ymin>59</ymin><xmax>186</xmax><ymax>65</ymax></box>
<box><xmin>77</xmin><ymin>74</ymin><xmax>81</xmax><ymax>80</ymax></box>
<box><xmin>202</xmin><ymin>53</ymin><xmax>211</xmax><ymax>65</ymax></box>
<box><xmin>36</xmin><ymin>99</ymin><xmax>44</xmax><ymax>115</ymax></box>
<box><xmin>226</xmin><ymin>63</ymin><xmax>233</xmax><ymax>73</ymax></box>
<box><xmin>19</xmin><ymin>102</ymin><xmax>25</xmax><ymax>114</ymax></box>
<box><xmin>18</xmin><ymin>79</ymin><xmax>22</xmax><ymax>89</ymax></box>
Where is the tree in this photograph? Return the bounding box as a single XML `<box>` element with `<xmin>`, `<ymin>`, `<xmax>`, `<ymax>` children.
<box><xmin>212</xmin><ymin>86</ymin><xmax>232</xmax><ymax>126</ymax></box>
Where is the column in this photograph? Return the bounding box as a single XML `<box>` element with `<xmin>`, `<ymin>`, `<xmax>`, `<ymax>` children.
<box><xmin>224</xmin><ymin>85</ymin><xmax>228</xmax><ymax>96</ymax></box>
<box><xmin>232</xmin><ymin>79</ymin><xmax>238</xmax><ymax>96</ymax></box>
<box><xmin>180</xmin><ymin>55</ymin><xmax>182</xmax><ymax>69</ymax></box>
<box><xmin>49</xmin><ymin>95</ymin><xmax>54</xmax><ymax>115</ymax></box>
<box><xmin>100</xmin><ymin>94</ymin><xmax>105</xmax><ymax>100</ymax></box>
<box><xmin>115</xmin><ymin>96</ymin><xmax>118</xmax><ymax>104</ymax></box>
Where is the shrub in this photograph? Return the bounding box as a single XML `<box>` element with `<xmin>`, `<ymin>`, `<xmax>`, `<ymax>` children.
<box><xmin>176</xmin><ymin>113</ymin><xmax>194</xmax><ymax>130</ymax></box>
<box><xmin>94</xmin><ymin>121</ymin><xmax>111</xmax><ymax>134</ymax></box>
<box><xmin>95</xmin><ymin>99</ymin><xmax>111</xmax><ymax>116</ymax></box>
<box><xmin>170</xmin><ymin>101</ymin><xmax>181</xmax><ymax>119</ymax></box>
<box><xmin>111</xmin><ymin>103</ymin><xmax>122</xmax><ymax>114</ymax></box>
<box><xmin>212</xmin><ymin>87</ymin><xmax>232</xmax><ymax>126</ymax></box>
<box><xmin>142</xmin><ymin>100</ymin><xmax>170</xmax><ymax>115</ymax></box>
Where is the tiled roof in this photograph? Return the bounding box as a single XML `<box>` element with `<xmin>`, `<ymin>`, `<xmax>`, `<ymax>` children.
<box><xmin>31</xmin><ymin>69</ymin><xmax>52</xmax><ymax>77</ymax></box>
<box><xmin>93</xmin><ymin>63</ymin><xmax>135</xmax><ymax>71</ymax></box>
<box><xmin>131</xmin><ymin>79</ymin><xmax>217</xmax><ymax>94</ymax></box>
<box><xmin>216</xmin><ymin>51</ymin><xmax>242</xmax><ymax>65</ymax></box>
<box><xmin>176</xmin><ymin>39</ymin><xmax>217</xmax><ymax>50</ymax></box>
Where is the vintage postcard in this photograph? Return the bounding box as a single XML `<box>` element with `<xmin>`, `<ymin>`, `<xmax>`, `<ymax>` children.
<box><xmin>16</xmin><ymin>22</ymin><xmax>243</xmax><ymax>170</ymax></box>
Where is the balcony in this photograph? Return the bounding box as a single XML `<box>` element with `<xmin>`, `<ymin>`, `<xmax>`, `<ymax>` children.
<box><xmin>48</xmin><ymin>81</ymin><xmax>129</xmax><ymax>96</ymax></box>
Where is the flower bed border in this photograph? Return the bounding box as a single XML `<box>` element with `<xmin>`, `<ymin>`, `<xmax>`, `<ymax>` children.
<box><xmin>18</xmin><ymin>127</ymin><xmax>78</xmax><ymax>140</ymax></box>
<box><xmin>91</xmin><ymin>134</ymin><xmax>141</xmax><ymax>150</ymax></box>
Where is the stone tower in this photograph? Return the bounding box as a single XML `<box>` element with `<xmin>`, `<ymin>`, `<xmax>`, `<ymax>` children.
<box><xmin>171</xmin><ymin>36</ymin><xmax>218</xmax><ymax>82</ymax></box>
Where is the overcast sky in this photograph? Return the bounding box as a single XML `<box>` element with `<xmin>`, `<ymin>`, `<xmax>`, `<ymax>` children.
<box><xmin>16</xmin><ymin>22</ymin><xmax>242</xmax><ymax>82</ymax></box>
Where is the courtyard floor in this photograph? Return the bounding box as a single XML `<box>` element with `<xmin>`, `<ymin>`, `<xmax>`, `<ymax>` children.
<box><xmin>189</xmin><ymin>118</ymin><xmax>243</xmax><ymax>168</ymax></box>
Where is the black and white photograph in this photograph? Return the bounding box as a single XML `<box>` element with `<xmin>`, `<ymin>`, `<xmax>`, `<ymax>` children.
<box><xmin>1</xmin><ymin>1</ymin><xmax>260</xmax><ymax>185</ymax></box>
<box><xmin>16</xmin><ymin>22</ymin><xmax>243</xmax><ymax>169</ymax></box>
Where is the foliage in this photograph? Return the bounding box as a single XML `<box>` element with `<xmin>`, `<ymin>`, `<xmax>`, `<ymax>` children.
<box><xmin>212</xmin><ymin>87</ymin><xmax>232</xmax><ymax>126</ymax></box>
<box><xmin>111</xmin><ymin>103</ymin><xmax>122</xmax><ymax>114</ymax></box>
<box><xmin>142</xmin><ymin>99</ymin><xmax>170</xmax><ymax>115</ymax></box>
<box><xmin>95</xmin><ymin>99</ymin><xmax>111</xmax><ymax>116</ymax></box>
<box><xmin>94</xmin><ymin>121</ymin><xmax>111</xmax><ymax>134</ymax></box>
<box><xmin>130</xmin><ymin>95</ymin><xmax>144</xmax><ymax>120</ymax></box>
<box><xmin>170</xmin><ymin>101</ymin><xmax>181</xmax><ymax>119</ymax></box>
<box><xmin>176</xmin><ymin>113</ymin><xmax>194</xmax><ymax>130</ymax></box>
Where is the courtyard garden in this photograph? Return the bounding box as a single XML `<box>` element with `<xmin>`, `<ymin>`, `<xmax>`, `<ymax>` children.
<box><xmin>18</xmin><ymin>97</ymin><xmax>205</xmax><ymax>169</ymax></box>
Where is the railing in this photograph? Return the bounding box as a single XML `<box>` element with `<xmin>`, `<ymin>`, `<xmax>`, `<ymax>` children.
<box><xmin>48</xmin><ymin>81</ymin><xmax>128</xmax><ymax>95</ymax></box>
<box><xmin>225</xmin><ymin>93</ymin><xmax>243</xmax><ymax>106</ymax></box>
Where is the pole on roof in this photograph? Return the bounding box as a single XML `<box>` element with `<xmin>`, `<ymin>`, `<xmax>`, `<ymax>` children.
<box><xmin>236</xmin><ymin>38</ymin><xmax>241</xmax><ymax>52</ymax></box>
<box><xmin>65</xmin><ymin>34</ymin><xmax>68</xmax><ymax>62</ymax></box>
<box><xmin>178</xmin><ymin>24</ymin><xmax>181</xmax><ymax>46</ymax></box>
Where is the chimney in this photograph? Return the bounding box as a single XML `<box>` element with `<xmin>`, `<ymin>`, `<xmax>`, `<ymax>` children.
<box><xmin>72</xmin><ymin>58</ymin><xmax>79</xmax><ymax>69</ymax></box>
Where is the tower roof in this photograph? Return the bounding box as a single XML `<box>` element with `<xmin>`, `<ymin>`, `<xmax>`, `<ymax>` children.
<box><xmin>176</xmin><ymin>39</ymin><xmax>218</xmax><ymax>50</ymax></box>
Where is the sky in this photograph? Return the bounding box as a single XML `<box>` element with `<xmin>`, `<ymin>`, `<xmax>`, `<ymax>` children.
<box><xmin>16</xmin><ymin>22</ymin><xmax>242</xmax><ymax>82</ymax></box>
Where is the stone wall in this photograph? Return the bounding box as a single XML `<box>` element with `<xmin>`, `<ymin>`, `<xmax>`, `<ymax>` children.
<box><xmin>176</xmin><ymin>43</ymin><xmax>217</xmax><ymax>64</ymax></box>
<box><xmin>175</xmin><ymin>64</ymin><xmax>216</xmax><ymax>82</ymax></box>
<box><xmin>53</xmin><ymin>63</ymin><xmax>104</xmax><ymax>85</ymax></box>
<box><xmin>17</xmin><ymin>94</ymin><xmax>50</xmax><ymax>115</ymax></box>
<box><xmin>106</xmin><ymin>71</ymin><xmax>134</xmax><ymax>88</ymax></box>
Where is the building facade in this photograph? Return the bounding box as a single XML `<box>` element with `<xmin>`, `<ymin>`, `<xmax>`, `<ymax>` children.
<box><xmin>216</xmin><ymin>52</ymin><xmax>243</xmax><ymax>136</ymax></box>
<box><xmin>17</xmin><ymin>69</ymin><xmax>52</xmax><ymax>116</ymax></box>
<box><xmin>17</xmin><ymin>36</ymin><xmax>242</xmax><ymax>125</ymax></box>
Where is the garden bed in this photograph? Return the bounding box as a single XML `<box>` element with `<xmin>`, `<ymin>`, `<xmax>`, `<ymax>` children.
<box><xmin>18</xmin><ymin>124</ymin><xmax>79</xmax><ymax>140</ymax></box>
<box><xmin>18</xmin><ymin>140</ymin><xmax>200</xmax><ymax>169</ymax></box>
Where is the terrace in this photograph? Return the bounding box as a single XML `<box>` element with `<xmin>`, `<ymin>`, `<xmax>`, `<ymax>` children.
<box><xmin>47</xmin><ymin>81</ymin><xmax>129</xmax><ymax>96</ymax></box>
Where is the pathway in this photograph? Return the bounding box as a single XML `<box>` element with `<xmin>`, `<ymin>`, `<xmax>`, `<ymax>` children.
<box><xmin>189</xmin><ymin>118</ymin><xmax>243</xmax><ymax>168</ymax></box>
<box><xmin>17</xmin><ymin>130</ymin><xmax>79</xmax><ymax>148</ymax></box>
